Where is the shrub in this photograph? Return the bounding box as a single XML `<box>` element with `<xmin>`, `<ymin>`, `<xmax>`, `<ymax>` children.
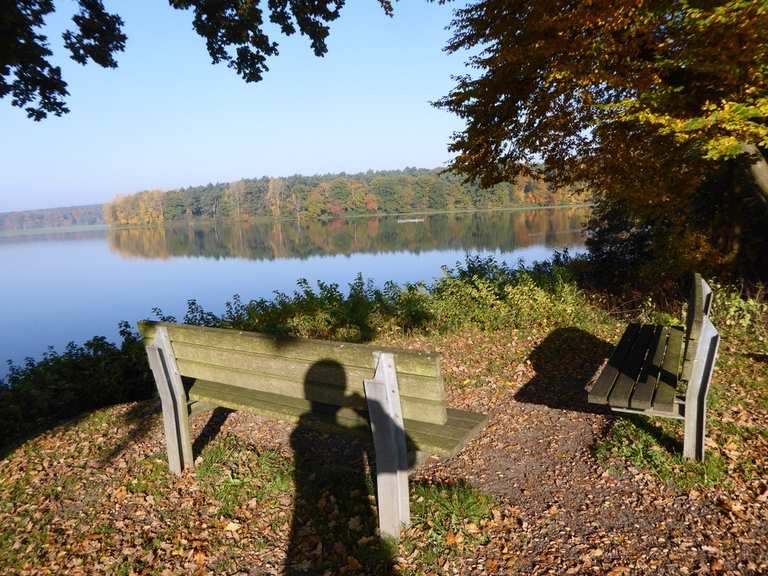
<box><xmin>0</xmin><ymin>322</ymin><xmax>154</xmax><ymax>446</ymax></box>
<box><xmin>429</xmin><ymin>275</ymin><xmax>511</xmax><ymax>331</ymax></box>
<box><xmin>708</xmin><ymin>281</ymin><xmax>767</xmax><ymax>338</ymax></box>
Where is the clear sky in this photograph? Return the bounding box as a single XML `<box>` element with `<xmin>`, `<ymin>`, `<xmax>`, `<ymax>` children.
<box><xmin>0</xmin><ymin>2</ymin><xmax>468</xmax><ymax>212</ymax></box>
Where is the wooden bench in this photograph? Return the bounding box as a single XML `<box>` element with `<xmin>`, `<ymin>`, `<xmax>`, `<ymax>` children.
<box><xmin>588</xmin><ymin>274</ymin><xmax>720</xmax><ymax>461</ymax></box>
<box><xmin>138</xmin><ymin>321</ymin><xmax>488</xmax><ymax>538</ymax></box>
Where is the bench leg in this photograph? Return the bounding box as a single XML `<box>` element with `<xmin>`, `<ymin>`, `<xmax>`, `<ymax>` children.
<box><xmin>364</xmin><ymin>352</ymin><xmax>410</xmax><ymax>540</ymax></box>
<box><xmin>145</xmin><ymin>327</ymin><xmax>194</xmax><ymax>475</ymax></box>
<box><xmin>683</xmin><ymin>322</ymin><xmax>720</xmax><ymax>461</ymax></box>
<box><xmin>683</xmin><ymin>388</ymin><xmax>707</xmax><ymax>461</ymax></box>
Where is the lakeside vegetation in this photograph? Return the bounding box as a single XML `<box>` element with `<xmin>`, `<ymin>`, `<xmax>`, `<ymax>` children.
<box><xmin>102</xmin><ymin>168</ymin><xmax>585</xmax><ymax>226</ymax></box>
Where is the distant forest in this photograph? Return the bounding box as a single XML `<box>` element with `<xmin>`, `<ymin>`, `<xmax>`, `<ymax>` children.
<box><xmin>103</xmin><ymin>168</ymin><xmax>585</xmax><ymax>226</ymax></box>
<box><xmin>0</xmin><ymin>204</ymin><xmax>103</xmax><ymax>231</ymax></box>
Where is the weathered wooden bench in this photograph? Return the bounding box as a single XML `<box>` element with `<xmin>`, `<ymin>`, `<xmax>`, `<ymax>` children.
<box><xmin>588</xmin><ymin>274</ymin><xmax>720</xmax><ymax>461</ymax></box>
<box><xmin>138</xmin><ymin>321</ymin><xmax>487</xmax><ymax>538</ymax></box>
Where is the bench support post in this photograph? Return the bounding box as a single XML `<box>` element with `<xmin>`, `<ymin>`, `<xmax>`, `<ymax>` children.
<box><xmin>145</xmin><ymin>327</ymin><xmax>194</xmax><ymax>474</ymax></box>
<box><xmin>683</xmin><ymin>317</ymin><xmax>720</xmax><ymax>461</ymax></box>
<box><xmin>364</xmin><ymin>352</ymin><xmax>410</xmax><ymax>540</ymax></box>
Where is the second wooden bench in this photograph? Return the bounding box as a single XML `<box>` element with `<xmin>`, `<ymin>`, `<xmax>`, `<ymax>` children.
<box><xmin>588</xmin><ymin>274</ymin><xmax>720</xmax><ymax>461</ymax></box>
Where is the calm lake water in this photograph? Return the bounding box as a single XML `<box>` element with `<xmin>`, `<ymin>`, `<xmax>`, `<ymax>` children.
<box><xmin>0</xmin><ymin>207</ymin><xmax>589</xmax><ymax>374</ymax></box>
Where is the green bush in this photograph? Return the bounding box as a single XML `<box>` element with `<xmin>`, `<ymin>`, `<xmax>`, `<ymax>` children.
<box><xmin>708</xmin><ymin>281</ymin><xmax>768</xmax><ymax>338</ymax></box>
<box><xmin>429</xmin><ymin>275</ymin><xmax>511</xmax><ymax>331</ymax></box>
<box><xmin>155</xmin><ymin>253</ymin><xmax>592</xmax><ymax>338</ymax></box>
<box><xmin>0</xmin><ymin>322</ymin><xmax>154</xmax><ymax>446</ymax></box>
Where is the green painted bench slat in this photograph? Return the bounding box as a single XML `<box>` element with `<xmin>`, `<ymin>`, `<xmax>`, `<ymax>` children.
<box><xmin>653</xmin><ymin>327</ymin><xmax>683</xmax><ymax>414</ymax></box>
<box><xmin>608</xmin><ymin>324</ymin><xmax>655</xmax><ymax>408</ymax></box>
<box><xmin>588</xmin><ymin>323</ymin><xmax>641</xmax><ymax>405</ymax></box>
<box><xmin>172</xmin><ymin>341</ymin><xmax>444</xmax><ymax>400</ymax></box>
<box><xmin>629</xmin><ymin>325</ymin><xmax>667</xmax><ymax>410</ymax></box>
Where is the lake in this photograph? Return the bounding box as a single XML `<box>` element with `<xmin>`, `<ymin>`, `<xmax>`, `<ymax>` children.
<box><xmin>0</xmin><ymin>207</ymin><xmax>589</xmax><ymax>374</ymax></box>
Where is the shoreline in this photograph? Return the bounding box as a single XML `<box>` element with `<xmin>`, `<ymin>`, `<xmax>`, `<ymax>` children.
<box><xmin>27</xmin><ymin>203</ymin><xmax>593</xmax><ymax>235</ymax></box>
<box><xmin>0</xmin><ymin>203</ymin><xmax>593</xmax><ymax>239</ymax></box>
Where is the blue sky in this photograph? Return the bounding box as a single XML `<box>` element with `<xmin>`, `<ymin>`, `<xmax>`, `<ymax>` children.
<box><xmin>0</xmin><ymin>2</ymin><xmax>468</xmax><ymax>212</ymax></box>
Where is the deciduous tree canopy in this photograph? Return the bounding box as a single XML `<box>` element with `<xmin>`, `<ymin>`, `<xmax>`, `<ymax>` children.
<box><xmin>2</xmin><ymin>0</ymin><xmax>391</xmax><ymax>120</ymax></box>
<box><xmin>436</xmin><ymin>0</ymin><xmax>768</xmax><ymax>283</ymax></box>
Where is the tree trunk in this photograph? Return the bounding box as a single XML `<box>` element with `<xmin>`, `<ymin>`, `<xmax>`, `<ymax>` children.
<box><xmin>740</xmin><ymin>142</ymin><xmax>768</xmax><ymax>206</ymax></box>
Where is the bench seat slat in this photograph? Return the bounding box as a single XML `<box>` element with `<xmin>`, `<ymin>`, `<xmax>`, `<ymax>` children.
<box><xmin>630</xmin><ymin>325</ymin><xmax>667</xmax><ymax>410</ymax></box>
<box><xmin>629</xmin><ymin>325</ymin><xmax>664</xmax><ymax>409</ymax></box>
<box><xmin>653</xmin><ymin>327</ymin><xmax>684</xmax><ymax>414</ymax></box>
<box><xmin>588</xmin><ymin>323</ymin><xmax>641</xmax><ymax>405</ymax></box>
<box><xmin>189</xmin><ymin>380</ymin><xmax>486</xmax><ymax>457</ymax></box>
<box><xmin>608</xmin><ymin>324</ymin><xmax>656</xmax><ymax>408</ymax></box>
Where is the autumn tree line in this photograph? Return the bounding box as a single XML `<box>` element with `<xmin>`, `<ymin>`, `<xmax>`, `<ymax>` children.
<box><xmin>0</xmin><ymin>204</ymin><xmax>103</xmax><ymax>231</ymax></box>
<box><xmin>102</xmin><ymin>168</ymin><xmax>584</xmax><ymax>227</ymax></box>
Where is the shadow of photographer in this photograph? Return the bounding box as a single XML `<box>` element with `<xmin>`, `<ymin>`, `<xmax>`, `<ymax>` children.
<box><xmin>285</xmin><ymin>359</ymin><xmax>415</xmax><ymax>575</ymax></box>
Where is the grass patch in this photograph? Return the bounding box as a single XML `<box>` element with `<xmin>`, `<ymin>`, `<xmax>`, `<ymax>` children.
<box><xmin>596</xmin><ymin>417</ymin><xmax>727</xmax><ymax>490</ymax></box>
<box><xmin>126</xmin><ymin>457</ymin><xmax>173</xmax><ymax>497</ymax></box>
<box><xmin>403</xmin><ymin>480</ymin><xmax>493</xmax><ymax>568</ymax></box>
<box><xmin>196</xmin><ymin>435</ymin><xmax>292</xmax><ymax>518</ymax></box>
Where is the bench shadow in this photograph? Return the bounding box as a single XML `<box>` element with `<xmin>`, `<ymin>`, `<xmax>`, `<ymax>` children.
<box><xmin>514</xmin><ymin>326</ymin><xmax>614</xmax><ymax>413</ymax></box>
<box><xmin>515</xmin><ymin>326</ymin><xmax>685</xmax><ymax>455</ymax></box>
<box><xmin>745</xmin><ymin>352</ymin><xmax>768</xmax><ymax>364</ymax></box>
<box><xmin>617</xmin><ymin>413</ymin><xmax>683</xmax><ymax>455</ymax></box>
<box><xmin>99</xmin><ymin>400</ymin><xmax>162</xmax><ymax>464</ymax></box>
<box><xmin>192</xmin><ymin>406</ymin><xmax>233</xmax><ymax>457</ymax></box>
<box><xmin>285</xmin><ymin>359</ymin><xmax>413</xmax><ymax>576</ymax></box>
<box><xmin>99</xmin><ymin>396</ymin><xmax>232</xmax><ymax>465</ymax></box>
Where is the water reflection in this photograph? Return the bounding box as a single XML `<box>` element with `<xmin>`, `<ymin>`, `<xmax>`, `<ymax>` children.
<box><xmin>107</xmin><ymin>208</ymin><xmax>589</xmax><ymax>261</ymax></box>
<box><xmin>0</xmin><ymin>208</ymin><xmax>589</xmax><ymax>372</ymax></box>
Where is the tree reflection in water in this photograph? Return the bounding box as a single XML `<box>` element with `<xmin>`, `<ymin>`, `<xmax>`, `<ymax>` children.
<box><xmin>107</xmin><ymin>208</ymin><xmax>589</xmax><ymax>261</ymax></box>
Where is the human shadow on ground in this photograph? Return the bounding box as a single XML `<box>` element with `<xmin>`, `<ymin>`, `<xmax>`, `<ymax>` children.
<box><xmin>514</xmin><ymin>326</ymin><xmax>614</xmax><ymax>413</ymax></box>
<box><xmin>284</xmin><ymin>359</ymin><xmax>414</xmax><ymax>576</ymax></box>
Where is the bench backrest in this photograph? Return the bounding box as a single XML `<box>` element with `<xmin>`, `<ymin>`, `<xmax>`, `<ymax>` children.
<box><xmin>138</xmin><ymin>321</ymin><xmax>447</xmax><ymax>425</ymax></box>
<box><xmin>681</xmin><ymin>273</ymin><xmax>713</xmax><ymax>382</ymax></box>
